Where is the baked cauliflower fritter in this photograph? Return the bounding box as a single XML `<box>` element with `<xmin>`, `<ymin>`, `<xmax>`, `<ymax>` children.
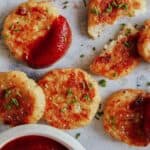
<box><xmin>88</xmin><ymin>0</ymin><xmax>146</xmax><ymax>38</ymax></box>
<box><xmin>38</xmin><ymin>68</ymin><xmax>101</xmax><ymax>129</ymax></box>
<box><xmin>103</xmin><ymin>89</ymin><xmax>150</xmax><ymax>146</ymax></box>
<box><xmin>90</xmin><ymin>24</ymin><xmax>141</xmax><ymax>79</ymax></box>
<box><xmin>0</xmin><ymin>71</ymin><xmax>45</xmax><ymax>126</ymax></box>
<box><xmin>138</xmin><ymin>20</ymin><xmax>150</xmax><ymax>63</ymax></box>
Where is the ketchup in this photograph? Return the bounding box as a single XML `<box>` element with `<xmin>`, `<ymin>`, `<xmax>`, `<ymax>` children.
<box><xmin>143</xmin><ymin>95</ymin><xmax>150</xmax><ymax>139</ymax></box>
<box><xmin>27</xmin><ymin>15</ymin><xmax>72</xmax><ymax>68</ymax></box>
<box><xmin>1</xmin><ymin>135</ymin><xmax>68</xmax><ymax>150</ymax></box>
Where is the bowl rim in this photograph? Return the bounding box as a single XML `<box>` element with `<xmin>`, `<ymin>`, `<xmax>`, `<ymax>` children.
<box><xmin>0</xmin><ymin>124</ymin><xmax>85</xmax><ymax>150</ymax></box>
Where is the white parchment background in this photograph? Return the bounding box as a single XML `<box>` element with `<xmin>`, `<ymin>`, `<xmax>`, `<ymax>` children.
<box><xmin>0</xmin><ymin>0</ymin><xmax>150</xmax><ymax>150</ymax></box>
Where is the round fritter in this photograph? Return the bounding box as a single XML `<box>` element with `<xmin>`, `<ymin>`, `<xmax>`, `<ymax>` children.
<box><xmin>138</xmin><ymin>20</ymin><xmax>150</xmax><ymax>63</ymax></box>
<box><xmin>38</xmin><ymin>68</ymin><xmax>101</xmax><ymax>129</ymax></box>
<box><xmin>2</xmin><ymin>0</ymin><xmax>58</xmax><ymax>62</ymax></box>
<box><xmin>90</xmin><ymin>24</ymin><xmax>141</xmax><ymax>79</ymax></box>
<box><xmin>0</xmin><ymin>71</ymin><xmax>45</xmax><ymax>126</ymax></box>
<box><xmin>103</xmin><ymin>89</ymin><xmax>150</xmax><ymax>146</ymax></box>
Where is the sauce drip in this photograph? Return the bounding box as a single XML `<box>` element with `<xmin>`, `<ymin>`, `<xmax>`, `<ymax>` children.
<box><xmin>1</xmin><ymin>135</ymin><xmax>68</xmax><ymax>150</ymax></box>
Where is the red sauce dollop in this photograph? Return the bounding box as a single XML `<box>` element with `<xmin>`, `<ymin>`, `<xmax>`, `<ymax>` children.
<box><xmin>1</xmin><ymin>135</ymin><xmax>68</xmax><ymax>150</ymax></box>
<box><xmin>27</xmin><ymin>15</ymin><xmax>72</xmax><ymax>68</ymax></box>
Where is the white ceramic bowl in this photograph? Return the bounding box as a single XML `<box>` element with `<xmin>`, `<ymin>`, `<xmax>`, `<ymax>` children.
<box><xmin>0</xmin><ymin>124</ymin><xmax>85</xmax><ymax>150</ymax></box>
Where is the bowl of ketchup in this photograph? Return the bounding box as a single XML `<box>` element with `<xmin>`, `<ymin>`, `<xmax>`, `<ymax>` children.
<box><xmin>0</xmin><ymin>124</ymin><xmax>85</xmax><ymax>150</ymax></box>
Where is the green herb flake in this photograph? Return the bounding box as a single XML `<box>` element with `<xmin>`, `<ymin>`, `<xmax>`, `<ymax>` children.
<box><xmin>124</xmin><ymin>41</ymin><xmax>130</xmax><ymax>48</ymax></box>
<box><xmin>92</xmin><ymin>47</ymin><xmax>96</xmax><ymax>51</ymax></box>
<box><xmin>13</xmin><ymin>29</ymin><xmax>20</xmax><ymax>32</ymax></box>
<box><xmin>146</xmin><ymin>82</ymin><xmax>150</xmax><ymax>86</ymax></box>
<box><xmin>4</xmin><ymin>104</ymin><xmax>12</xmax><ymax>110</ymax></box>
<box><xmin>90</xmin><ymin>7</ymin><xmax>100</xmax><ymax>15</ymax></box>
<box><xmin>98</xmin><ymin>79</ymin><xmax>106</xmax><ymax>87</ymax></box>
<box><xmin>97</xmin><ymin>111</ymin><xmax>104</xmax><ymax>117</ymax></box>
<box><xmin>2</xmin><ymin>34</ymin><xmax>9</xmax><ymax>40</ymax></box>
<box><xmin>109</xmin><ymin>116</ymin><xmax>116</xmax><ymax>126</ymax></box>
<box><xmin>112</xmin><ymin>1</ymin><xmax>118</xmax><ymax>8</ymax></box>
<box><xmin>67</xmin><ymin>88</ymin><xmax>73</xmax><ymax>96</ymax></box>
<box><xmin>118</xmin><ymin>3</ymin><xmax>128</xmax><ymax>10</ymax></box>
<box><xmin>95</xmin><ymin>116</ymin><xmax>100</xmax><ymax>120</ymax></box>
<box><xmin>63</xmin><ymin>1</ymin><xmax>69</xmax><ymax>5</ymax></box>
<box><xmin>125</xmin><ymin>28</ymin><xmax>131</xmax><ymax>36</ymax></box>
<box><xmin>75</xmin><ymin>133</ymin><xmax>81</xmax><ymax>139</ymax></box>
<box><xmin>120</xmin><ymin>23</ymin><xmax>126</xmax><ymax>29</ymax></box>
<box><xmin>70</xmin><ymin>98</ymin><xmax>78</xmax><ymax>104</ymax></box>
<box><xmin>109</xmin><ymin>39</ymin><xmax>113</xmax><ymax>42</ymax></box>
<box><xmin>4</xmin><ymin>89</ymin><xmax>11</xmax><ymax>98</ymax></box>
<box><xmin>11</xmin><ymin>98</ymin><xmax>19</xmax><ymax>107</ymax></box>
<box><xmin>83</xmin><ymin>94</ymin><xmax>91</xmax><ymax>101</ymax></box>
<box><xmin>106</xmin><ymin>4</ymin><xmax>112</xmax><ymax>13</ymax></box>
<box><xmin>61</xmin><ymin>107</ymin><xmax>67</xmax><ymax>113</ymax></box>
<box><xmin>63</xmin><ymin>5</ymin><xmax>67</xmax><ymax>9</ymax></box>
<box><xmin>80</xmin><ymin>54</ymin><xmax>84</xmax><ymax>58</ymax></box>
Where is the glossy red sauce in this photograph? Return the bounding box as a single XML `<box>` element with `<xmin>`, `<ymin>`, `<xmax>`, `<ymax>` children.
<box><xmin>1</xmin><ymin>135</ymin><xmax>68</xmax><ymax>150</ymax></box>
<box><xmin>143</xmin><ymin>96</ymin><xmax>150</xmax><ymax>138</ymax></box>
<box><xmin>27</xmin><ymin>15</ymin><xmax>72</xmax><ymax>68</ymax></box>
<box><xmin>129</xmin><ymin>94</ymin><xmax>150</xmax><ymax>143</ymax></box>
<box><xmin>0</xmin><ymin>88</ymin><xmax>34</xmax><ymax>126</ymax></box>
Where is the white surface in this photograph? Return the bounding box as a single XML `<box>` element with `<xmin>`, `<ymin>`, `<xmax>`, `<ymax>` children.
<box><xmin>0</xmin><ymin>0</ymin><xmax>150</xmax><ymax>150</ymax></box>
<box><xmin>0</xmin><ymin>124</ymin><xmax>85</xmax><ymax>150</ymax></box>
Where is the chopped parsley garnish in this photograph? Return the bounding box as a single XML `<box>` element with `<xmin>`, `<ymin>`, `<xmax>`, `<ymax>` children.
<box><xmin>124</xmin><ymin>41</ymin><xmax>130</xmax><ymax>48</ymax></box>
<box><xmin>61</xmin><ymin>107</ymin><xmax>67</xmax><ymax>113</ymax></box>
<box><xmin>62</xmin><ymin>1</ymin><xmax>68</xmax><ymax>9</ymax></box>
<box><xmin>92</xmin><ymin>47</ymin><xmax>96</xmax><ymax>51</ymax></box>
<box><xmin>118</xmin><ymin>3</ymin><xmax>128</xmax><ymax>10</ymax></box>
<box><xmin>109</xmin><ymin>39</ymin><xmax>113</xmax><ymax>42</ymax></box>
<box><xmin>109</xmin><ymin>116</ymin><xmax>116</xmax><ymax>126</ymax></box>
<box><xmin>4</xmin><ymin>98</ymin><xmax>19</xmax><ymax>110</ymax></box>
<box><xmin>82</xmin><ymin>0</ymin><xmax>87</xmax><ymax>7</ymax></box>
<box><xmin>80</xmin><ymin>54</ymin><xmax>84</xmax><ymax>58</ymax></box>
<box><xmin>13</xmin><ymin>29</ymin><xmax>20</xmax><ymax>32</ymax></box>
<box><xmin>125</xmin><ymin>28</ymin><xmax>131</xmax><ymax>36</ymax></box>
<box><xmin>75</xmin><ymin>133</ymin><xmax>81</xmax><ymax>139</ymax></box>
<box><xmin>4</xmin><ymin>89</ymin><xmax>11</xmax><ymax>98</ymax></box>
<box><xmin>112</xmin><ymin>1</ymin><xmax>118</xmax><ymax>8</ymax></box>
<box><xmin>83</xmin><ymin>94</ymin><xmax>91</xmax><ymax>101</ymax></box>
<box><xmin>90</xmin><ymin>7</ymin><xmax>100</xmax><ymax>15</ymax></box>
<box><xmin>11</xmin><ymin>98</ymin><xmax>19</xmax><ymax>106</ymax></box>
<box><xmin>70</xmin><ymin>98</ymin><xmax>78</xmax><ymax>104</ymax></box>
<box><xmin>120</xmin><ymin>23</ymin><xmax>126</xmax><ymax>29</ymax></box>
<box><xmin>106</xmin><ymin>4</ymin><xmax>112</xmax><ymax>13</ymax></box>
<box><xmin>98</xmin><ymin>79</ymin><xmax>106</xmax><ymax>87</ymax></box>
<box><xmin>95</xmin><ymin>111</ymin><xmax>104</xmax><ymax>120</ymax></box>
<box><xmin>67</xmin><ymin>88</ymin><xmax>73</xmax><ymax>96</ymax></box>
<box><xmin>63</xmin><ymin>5</ymin><xmax>67</xmax><ymax>9</ymax></box>
<box><xmin>147</xmin><ymin>82</ymin><xmax>150</xmax><ymax>86</ymax></box>
<box><xmin>63</xmin><ymin>1</ymin><xmax>68</xmax><ymax>4</ymax></box>
<box><xmin>2</xmin><ymin>34</ymin><xmax>9</xmax><ymax>40</ymax></box>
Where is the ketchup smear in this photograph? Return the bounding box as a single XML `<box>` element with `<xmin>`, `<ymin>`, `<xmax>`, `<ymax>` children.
<box><xmin>143</xmin><ymin>96</ymin><xmax>150</xmax><ymax>139</ymax></box>
<box><xmin>27</xmin><ymin>15</ymin><xmax>72</xmax><ymax>68</ymax></box>
<box><xmin>0</xmin><ymin>135</ymin><xmax>68</xmax><ymax>150</ymax></box>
